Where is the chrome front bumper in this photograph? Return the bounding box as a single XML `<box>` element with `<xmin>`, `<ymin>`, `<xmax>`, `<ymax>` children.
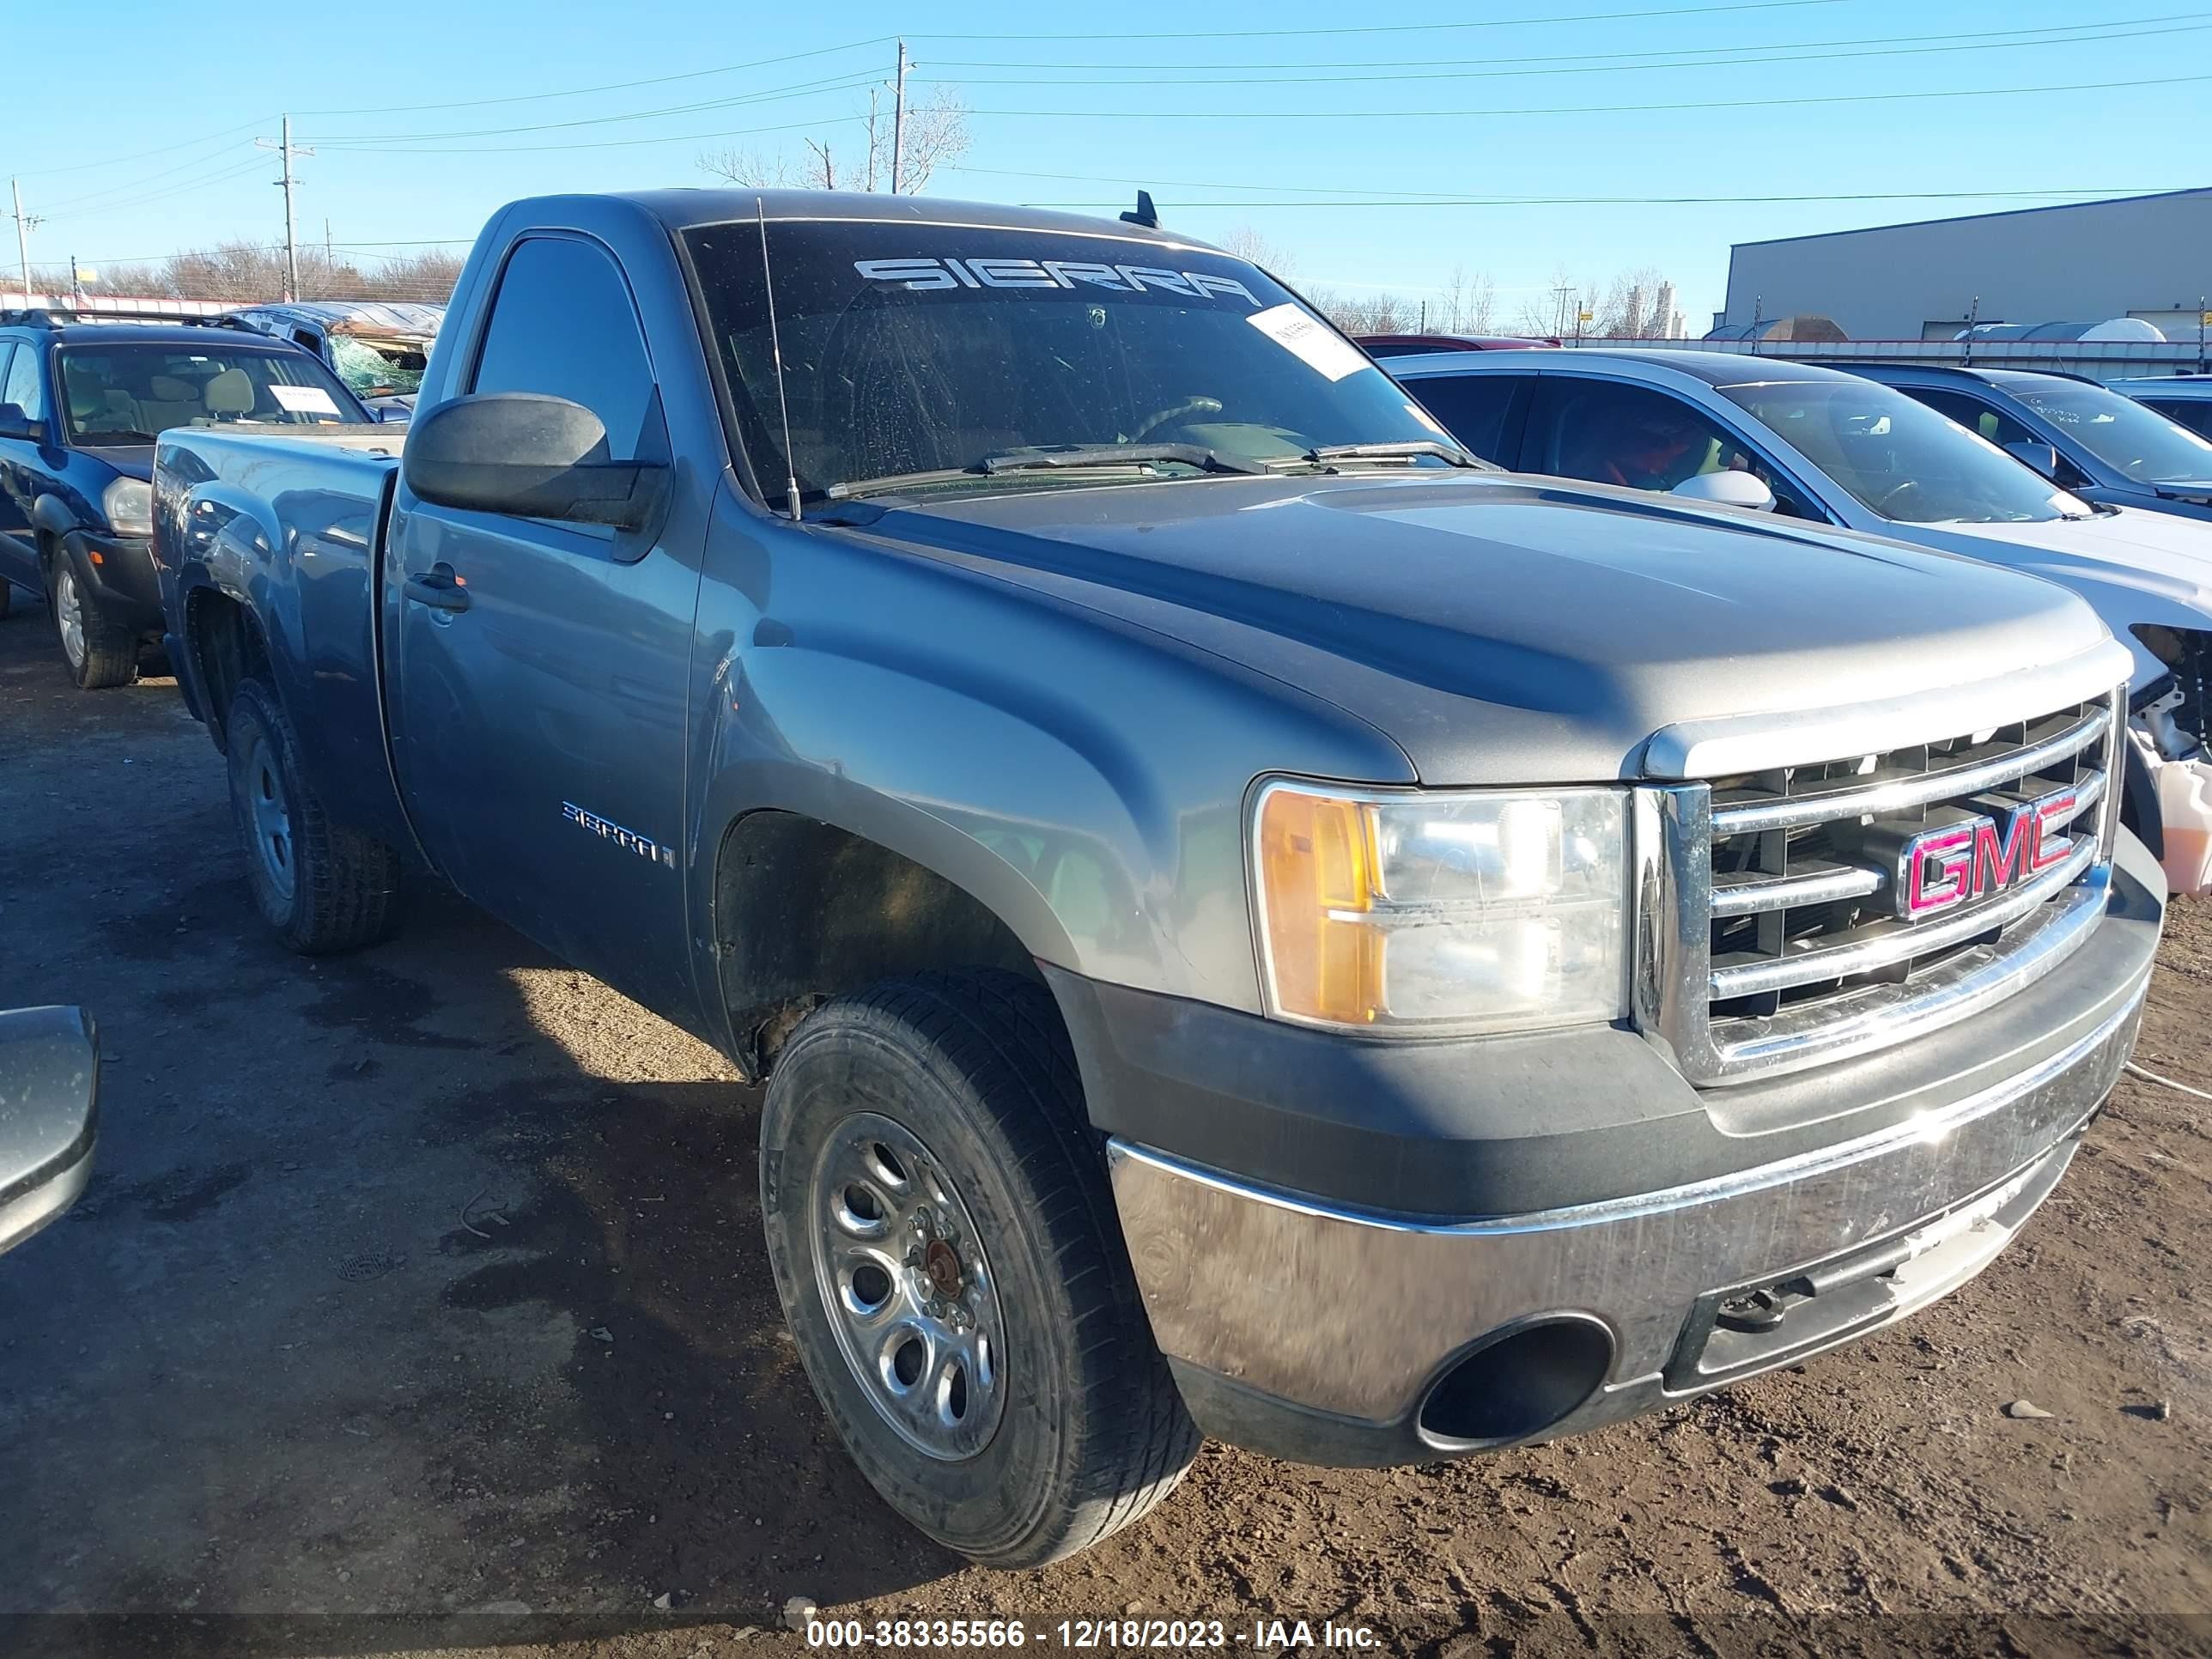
<box><xmin>1108</xmin><ymin>978</ymin><xmax>2146</xmax><ymax>1466</ymax></box>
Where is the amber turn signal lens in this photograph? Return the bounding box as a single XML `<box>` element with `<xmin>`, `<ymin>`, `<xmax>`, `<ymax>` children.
<box><xmin>1255</xmin><ymin>787</ymin><xmax>1384</xmax><ymax>1026</ymax></box>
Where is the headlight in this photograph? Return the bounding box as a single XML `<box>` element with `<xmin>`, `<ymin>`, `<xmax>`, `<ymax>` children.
<box><xmin>1252</xmin><ymin>780</ymin><xmax>1628</xmax><ymax>1035</ymax></box>
<box><xmin>101</xmin><ymin>477</ymin><xmax>153</xmax><ymax>538</ymax></box>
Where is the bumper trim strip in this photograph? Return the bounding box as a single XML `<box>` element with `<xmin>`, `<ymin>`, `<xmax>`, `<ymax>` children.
<box><xmin>1108</xmin><ymin>975</ymin><xmax>2146</xmax><ymax>1240</ymax></box>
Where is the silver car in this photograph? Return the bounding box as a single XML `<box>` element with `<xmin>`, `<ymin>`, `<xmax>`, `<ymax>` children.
<box><xmin>1390</xmin><ymin>346</ymin><xmax>2212</xmax><ymax>755</ymax></box>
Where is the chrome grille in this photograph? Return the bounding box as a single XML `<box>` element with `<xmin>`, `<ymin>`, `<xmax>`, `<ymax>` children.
<box><xmin>1634</xmin><ymin>689</ymin><xmax>2124</xmax><ymax>1085</ymax></box>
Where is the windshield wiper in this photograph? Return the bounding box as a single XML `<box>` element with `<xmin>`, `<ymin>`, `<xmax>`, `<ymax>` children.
<box><xmin>827</xmin><ymin>443</ymin><xmax>1268</xmax><ymax>501</ymax></box>
<box><xmin>73</xmin><ymin>429</ymin><xmax>159</xmax><ymax>446</ymax></box>
<box><xmin>1304</xmin><ymin>440</ymin><xmax>1486</xmax><ymax>470</ymax></box>
<box><xmin>982</xmin><ymin>443</ymin><xmax>1268</xmax><ymax>477</ymax></box>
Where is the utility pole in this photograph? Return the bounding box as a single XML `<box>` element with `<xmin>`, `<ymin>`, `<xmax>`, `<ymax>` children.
<box><xmin>9</xmin><ymin>177</ymin><xmax>34</xmax><ymax>305</ymax></box>
<box><xmin>891</xmin><ymin>40</ymin><xmax>908</xmax><ymax>194</ymax></box>
<box><xmin>258</xmin><ymin>114</ymin><xmax>314</xmax><ymax>302</ymax></box>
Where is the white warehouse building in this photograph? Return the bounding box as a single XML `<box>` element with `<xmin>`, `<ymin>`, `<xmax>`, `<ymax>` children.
<box><xmin>1714</xmin><ymin>187</ymin><xmax>2212</xmax><ymax>342</ymax></box>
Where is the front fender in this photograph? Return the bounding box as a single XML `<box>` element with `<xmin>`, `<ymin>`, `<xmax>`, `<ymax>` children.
<box><xmin>686</xmin><ymin>499</ymin><xmax>1415</xmax><ymax>1031</ymax></box>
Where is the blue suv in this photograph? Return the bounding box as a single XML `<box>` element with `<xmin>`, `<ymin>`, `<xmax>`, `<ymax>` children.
<box><xmin>0</xmin><ymin>312</ymin><xmax>371</xmax><ymax>687</ymax></box>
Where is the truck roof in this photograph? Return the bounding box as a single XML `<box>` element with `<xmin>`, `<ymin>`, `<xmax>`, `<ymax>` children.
<box><xmin>509</xmin><ymin>187</ymin><xmax>1228</xmax><ymax>254</ymax></box>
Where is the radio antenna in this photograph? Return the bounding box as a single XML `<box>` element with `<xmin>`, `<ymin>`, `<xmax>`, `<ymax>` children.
<box><xmin>756</xmin><ymin>198</ymin><xmax>803</xmax><ymax>522</ymax></box>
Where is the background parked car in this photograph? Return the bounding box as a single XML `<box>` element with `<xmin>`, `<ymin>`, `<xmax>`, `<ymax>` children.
<box><xmin>2110</xmin><ymin>375</ymin><xmax>2212</xmax><ymax>442</ymax></box>
<box><xmin>1356</xmin><ymin>331</ymin><xmax>1559</xmax><ymax>357</ymax></box>
<box><xmin>0</xmin><ymin>1006</ymin><xmax>97</xmax><ymax>1256</ymax></box>
<box><xmin>1850</xmin><ymin>364</ymin><xmax>2212</xmax><ymax>525</ymax></box>
<box><xmin>219</xmin><ymin>301</ymin><xmax>442</xmax><ymax>423</ymax></box>
<box><xmin>1387</xmin><ymin>345</ymin><xmax>2212</xmax><ymax>762</ymax></box>
<box><xmin>0</xmin><ymin>310</ymin><xmax>374</xmax><ymax>687</ymax></box>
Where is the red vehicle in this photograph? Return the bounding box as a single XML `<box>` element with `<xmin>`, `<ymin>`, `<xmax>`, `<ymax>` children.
<box><xmin>1358</xmin><ymin>332</ymin><xmax>1560</xmax><ymax>357</ymax></box>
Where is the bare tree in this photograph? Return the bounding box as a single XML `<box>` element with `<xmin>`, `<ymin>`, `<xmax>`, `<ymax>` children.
<box><xmin>1217</xmin><ymin>224</ymin><xmax>1297</xmax><ymax>279</ymax></box>
<box><xmin>38</xmin><ymin>241</ymin><xmax>465</xmax><ymax>306</ymax></box>
<box><xmin>879</xmin><ymin>86</ymin><xmax>970</xmax><ymax>193</ymax></box>
<box><xmin>702</xmin><ymin>84</ymin><xmax>969</xmax><ymax>196</ymax></box>
<box><xmin>1437</xmin><ymin>264</ymin><xmax>1499</xmax><ymax>334</ymax></box>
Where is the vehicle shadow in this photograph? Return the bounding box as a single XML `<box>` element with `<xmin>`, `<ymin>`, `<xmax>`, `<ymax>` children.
<box><xmin>0</xmin><ymin>647</ymin><xmax>970</xmax><ymax>1655</ymax></box>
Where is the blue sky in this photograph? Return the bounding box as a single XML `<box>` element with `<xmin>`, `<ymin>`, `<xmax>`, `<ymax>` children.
<box><xmin>6</xmin><ymin>0</ymin><xmax>2205</xmax><ymax>327</ymax></box>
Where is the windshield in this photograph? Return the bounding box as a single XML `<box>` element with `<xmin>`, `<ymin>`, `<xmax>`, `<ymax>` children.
<box><xmin>2008</xmin><ymin>380</ymin><xmax>2212</xmax><ymax>485</ymax></box>
<box><xmin>1717</xmin><ymin>379</ymin><xmax>2087</xmax><ymax>525</ymax></box>
<box><xmin>58</xmin><ymin>344</ymin><xmax>365</xmax><ymax>444</ymax></box>
<box><xmin>683</xmin><ymin>220</ymin><xmax>1453</xmax><ymax>501</ymax></box>
<box><xmin>327</xmin><ymin>333</ymin><xmax>428</xmax><ymax>398</ymax></box>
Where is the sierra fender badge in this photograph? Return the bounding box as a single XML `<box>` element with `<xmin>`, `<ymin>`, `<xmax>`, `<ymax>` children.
<box><xmin>562</xmin><ymin>802</ymin><xmax>678</xmax><ymax>869</ymax></box>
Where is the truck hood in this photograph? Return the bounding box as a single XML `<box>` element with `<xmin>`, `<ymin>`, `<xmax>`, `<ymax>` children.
<box><xmin>871</xmin><ymin>473</ymin><xmax>2119</xmax><ymax>785</ymax></box>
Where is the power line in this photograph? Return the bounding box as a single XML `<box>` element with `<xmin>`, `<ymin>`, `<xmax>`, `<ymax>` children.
<box><xmin>914</xmin><ymin>0</ymin><xmax>1850</xmax><ymax>40</ymax></box>
<box><xmin>926</xmin><ymin>9</ymin><xmax>2210</xmax><ymax>70</ymax></box>
<box><xmin>1018</xmin><ymin>189</ymin><xmax>2196</xmax><ymax>209</ymax></box>
<box><xmin>945</xmin><ymin>167</ymin><xmax>2188</xmax><ymax>208</ymax></box>
<box><xmin>293</xmin><ymin>34</ymin><xmax>894</xmax><ymax>118</ymax></box>
<box><xmin>307</xmin><ymin>66</ymin><xmax>887</xmax><ymax>144</ymax></box>
<box><xmin>920</xmin><ymin>16</ymin><xmax>2212</xmax><ymax>87</ymax></box>
<box><xmin>37</xmin><ymin>142</ymin><xmax>265</xmax><ymax>217</ymax></box>
<box><xmin>7</xmin><ymin>117</ymin><xmax>276</xmax><ymax>179</ymax></box>
<box><xmin>313</xmin><ymin>111</ymin><xmax>873</xmax><ymax>158</ymax></box>
<box><xmin>40</xmin><ymin>153</ymin><xmax>275</xmax><ymax>224</ymax></box>
<box><xmin>953</xmin><ymin>69</ymin><xmax>2212</xmax><ymax>124</ymax></box>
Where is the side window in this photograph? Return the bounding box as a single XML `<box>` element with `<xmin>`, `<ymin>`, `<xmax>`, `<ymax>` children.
<box><xmin>1908</xmin><ymin>387</ymin><xmax>2036</xmax><ymax>448</ymax></box>
<box><xmin>1405</xmin><ymin>374</ymin><xmax>1528</xmax><ymax>465</ymax></box>
<box><xmin>0</xmin><ymin>344</ymin><xmax>14</xmax><ymax>410</ymax></box>
<box><xmin>1525</xmin><ymin>377</ymin><xmax>1764</xmax><ymax>494</ymax></box>
<box><xmin>3</xmin><ymin>342</ymin><xmax>46</xmax><ymax>421</ymax></box>
<box><xmin>471</xmin><ymin>236</ymin><xmax>657</xmax><ymax>460</ymax></box>
<box><xmin>2146</xmin><ymin>398</ymin><xmax>2212</xmax><ymax>441</ymax></box>
<box><xmin>1908</xmin><ymin>387</ymin><xmax>2089</xmax><ymax>487</ymax></box>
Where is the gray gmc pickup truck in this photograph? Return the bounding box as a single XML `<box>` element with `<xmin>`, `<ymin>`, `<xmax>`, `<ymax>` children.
<box><xmin>152</xmin><ymin>189</ymin><xmax>2163</xmax><ymax>1567</ymax></box>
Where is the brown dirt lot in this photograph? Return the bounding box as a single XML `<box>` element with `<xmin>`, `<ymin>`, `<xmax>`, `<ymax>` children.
<box><xmin>0</xmin><ymin>597</ymin><xmax>2207</xmax><ymax>1659</ymax></box>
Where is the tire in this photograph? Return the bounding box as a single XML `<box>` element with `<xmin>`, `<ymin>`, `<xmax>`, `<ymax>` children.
<box><xmin>760</xmin><ymin>969</ymin><xmax>1199</xmax><ymax>1568</ymax></box>
<box><xmin>225</xmin><ymin>678</ymin><xmax>403</xmax><ymax>954</ymax></box>
<box><xmin>50</xmin><ymin>552</ymin><xmax>137</xmax><ymax>690</ymax></box>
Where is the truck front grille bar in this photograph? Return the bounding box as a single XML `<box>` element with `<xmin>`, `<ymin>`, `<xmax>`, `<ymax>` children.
<box><xmin>1632</xmin><ymin>688</ymin><xmax>2125</xmax><ymax>1086</ymax></box>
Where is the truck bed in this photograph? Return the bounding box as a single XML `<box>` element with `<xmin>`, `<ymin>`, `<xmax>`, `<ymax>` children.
<box><xmin>153</xmin><ymin>423</ymin><xmax>408</xmax><ymax>845</ymax></box>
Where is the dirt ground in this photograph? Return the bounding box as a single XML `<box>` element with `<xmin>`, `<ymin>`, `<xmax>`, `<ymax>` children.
<box><xmin>1</xmin><ymin>596</ymin><xmax>2208</xmax><ymax>1659</ymax></box>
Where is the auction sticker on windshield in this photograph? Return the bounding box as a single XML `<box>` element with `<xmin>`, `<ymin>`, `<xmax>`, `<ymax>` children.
<box><xmin>1246</xmin><ymin>302</ymin><xmax>1370</xmax><ymax>383</ymax></box>
<box><xmin>270</xmin><ymin>384</ymin><xmax>341</xmax><ymax>416</ymax></box>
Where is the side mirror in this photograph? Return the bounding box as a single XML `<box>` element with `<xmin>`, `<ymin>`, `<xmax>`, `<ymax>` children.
<box><xmin>2004</xmin><ymin>440</ymin><xmax>2062</xmax><ymax>482</ymax></box>
<box><xmin>0</xmin><ymin>403</ymin><xmax>46</xmax><ymax>444</ymax></box>
<box><xmin>0</xmin><ymin>1006</ymin><xmax>99</xmax><ymax>1256</ymax></box>
<box><xmin>1671</xmin><ymin>470</ymin><xmax>1776</xmax><ymax>512</ymax></box>
<box><xmin>402</xmin><ymin>392</ymin><xmax>667</xmax><ymax>531</ymax></box>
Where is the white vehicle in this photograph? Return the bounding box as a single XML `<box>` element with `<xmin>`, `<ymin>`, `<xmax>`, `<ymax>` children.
<box><xmin>1390</xmin><ymin>347</ymin><xmax>2212</xmax><ymax>757</ymax></box>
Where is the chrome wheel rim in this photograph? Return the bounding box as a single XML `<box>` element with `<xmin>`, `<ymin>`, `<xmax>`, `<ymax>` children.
<box><xmin>809</xmin><ymin>1112</ymin><xmax>1006</xmax><ymax>1462</ymax></box>
<box><xmin>55</xmin><ymin>568</ymin><xmax>84</xmax><ymax>669</ymax></box>
<box><xmin>240</xmin><ymin>727</ymin><xmax>296</xmax><ymax>903</ymax></box>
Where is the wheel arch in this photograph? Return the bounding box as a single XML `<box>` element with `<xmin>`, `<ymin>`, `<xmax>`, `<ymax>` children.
<box><xmin>708</xmin><ymin>800</ymin><xmax>1074</xmax><ymax>1080</ymax></box>
<box><xmin>179</xmin><ymin>583</ymin><xmax>272</xmax><ymax>753</ymax></box>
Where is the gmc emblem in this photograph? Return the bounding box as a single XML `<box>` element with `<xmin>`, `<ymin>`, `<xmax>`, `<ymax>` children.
<box><xmin>1893</xmin><ymin>787</ymin><xmax>2079</xmax><ymax>919</ymax></box>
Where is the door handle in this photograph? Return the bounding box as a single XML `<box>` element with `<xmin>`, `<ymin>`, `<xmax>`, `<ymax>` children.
<box><xmin>404</xmin><ymin>563</ymin><xmax>471</xmax><ymax>612</ymax></box>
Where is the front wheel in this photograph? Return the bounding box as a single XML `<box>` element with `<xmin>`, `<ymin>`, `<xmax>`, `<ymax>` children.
<box><xmin>52</xmin><ymin>556</ymin><xmax>137</xmax><ymax>690</ymax></box>
<box><xmin>226</xmin><ymin>678</ymin><xmax>404</xmax><ymax>954</ymax></box>
<box><xmin>760</xmin><ymin>969</ymin><xmax>1199</xmax><ymax>1568</ymax></box>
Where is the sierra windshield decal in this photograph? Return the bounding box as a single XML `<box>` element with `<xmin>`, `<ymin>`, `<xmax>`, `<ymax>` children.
<box><xmin>854</xmin><ymin>257</ymin><xmax>1259</xmax><ymax>305</ymax></box>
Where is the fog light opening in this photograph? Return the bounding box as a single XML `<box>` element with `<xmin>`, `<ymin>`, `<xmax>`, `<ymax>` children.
<box><xmin>1417</xmin><ymin>1314</ymin><xmax>1615</xmax><ymax>1449</ymax></box>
